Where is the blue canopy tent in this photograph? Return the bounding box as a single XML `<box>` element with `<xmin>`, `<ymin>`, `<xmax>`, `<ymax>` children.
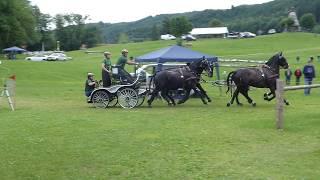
<box><xmin>135</xmin><ymin>45</ymin><xmax>220</xmax><ymax>79</ymax></box>
<box><xmin>3</xmin><ymin>46</ymin><xmax>27</xmax><ymax>59</ymax></box>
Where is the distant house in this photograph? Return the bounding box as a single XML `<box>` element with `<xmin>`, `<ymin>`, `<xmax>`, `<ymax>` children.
<box><xmin>190</xmin><ymin>27</ymin><xmax>229</xmax><ymax>38</ymax></box>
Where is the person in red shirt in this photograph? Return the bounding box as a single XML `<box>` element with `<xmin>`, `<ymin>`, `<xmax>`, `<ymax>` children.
<box><xmin>294</xmin><ymin>68</ymin><xmax>302</xmax><ymax>85</ymax></box>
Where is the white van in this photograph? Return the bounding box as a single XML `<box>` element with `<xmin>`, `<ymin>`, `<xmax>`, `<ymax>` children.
<box><xmin>160</xmin><ymin>34</ymin><xmax>176</xmax><ymax>40</ymax></box>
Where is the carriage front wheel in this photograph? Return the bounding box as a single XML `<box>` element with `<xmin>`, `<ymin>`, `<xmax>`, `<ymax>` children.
<box><xmin>117</xmin><ymin>88</ymin><xmax>139</xmax><ymax>109</ymax></box>
<box><xmin>91</xmin><ymin>90</ymin><xmax>110</xmax><ymax>108</ymax></box>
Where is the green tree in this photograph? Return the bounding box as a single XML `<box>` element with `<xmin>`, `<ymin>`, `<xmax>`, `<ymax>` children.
<box><xmin>169</xmin><ymin>16</ymin><xmax>193</xmax><ymax>37</ymax></box>
<box><xmin>151</xmin><ymin>25</ymin><xmax>160</xmax><ymax>40</ymax></box>
<box><xmin>161</xmin><ymin>17</ymin><xmax>171</xmax><ymax>34</ymax></box>
<box><xmin>31</xmin><ymin>5</ymin><xmax>55</xmax><ymax>50</ymax></box>
<box><xmin>208</xmin><ymin>18</ymin><xmax>223</xmax><ymax>27</ymax></box>
<box><xmin>280</xmin><ymin>17</ymin><xmax>294</xmax><ymax>31</ymax></box>
<box><xmin>54</xmin><ymin>13</ymin><xmax>91</xmax><ymax>51</ymax></box>
<box><xmin>300</xmin><ymin>13</ymin><xmax>316</xmax><ymax>30</ymax></box>
<box><xmin>82</xmin><ymin>25</ymin><xmax>102</xmax><ymax>48</ymax></box>
<box><xmin>0</xmin><ymin>0</ymin><xmax>38</xmax><ymax>50</ymax></box>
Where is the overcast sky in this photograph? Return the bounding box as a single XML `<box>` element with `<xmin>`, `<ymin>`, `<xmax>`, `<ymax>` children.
<box><xmin>30</xmin><ymin>0</ymin><xmax>273</xmax><ymax>23</ymax></box>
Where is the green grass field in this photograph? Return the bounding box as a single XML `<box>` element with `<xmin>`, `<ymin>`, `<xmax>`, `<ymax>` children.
<box><xmin>0</xmin><ymin>32</ymin><xmax>320</xmax><ymax>179</ymax></box>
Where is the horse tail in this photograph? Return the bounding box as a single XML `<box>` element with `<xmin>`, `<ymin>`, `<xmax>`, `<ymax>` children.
<box><xmin>226</xmin><ymin>71</ymin><xmax>235</xmax><ymax>95</ymax></box>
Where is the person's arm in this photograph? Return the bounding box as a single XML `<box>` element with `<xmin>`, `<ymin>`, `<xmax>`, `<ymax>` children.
<box><xmin>101</xmin><ymin>63</ymin><xmax>110</xmax><ymax>72</ymax></box>
<box><xmin>88</xmin><ymin>80</ymin><xmax>96</xmax><ymax>86</ymax></box>
<box><xmin>126</xmin><ymin>59</ymin><xmax>139</xmax><ymax>65</ymax></box>
<box><xmin>313</xmin><ymin>66</ymin><xmax>316</xmax><ymax>78</ymax></box>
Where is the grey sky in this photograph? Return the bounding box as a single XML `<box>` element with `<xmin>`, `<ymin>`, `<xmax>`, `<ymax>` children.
<box><xmin>30</xmin><ymin>0</ymin><xmax>273</xmax><ymax>23</ymax></box>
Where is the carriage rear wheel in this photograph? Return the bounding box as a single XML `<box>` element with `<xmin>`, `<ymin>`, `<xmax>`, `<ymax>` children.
<box><xmin>91</xmin><ymin>90</ymin><xmax>110</xmax><ymax>108</ymax></box>
<box><xmin>117</xmin><ymin>88</ymin><xmax>139</xmax><ymax>109</ymax></box>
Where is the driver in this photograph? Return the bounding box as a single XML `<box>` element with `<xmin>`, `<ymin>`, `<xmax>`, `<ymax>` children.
<box><xmin>116</xmin><ymin>49</ymin><xmax>138</xmax><ymax>83</ymax></box>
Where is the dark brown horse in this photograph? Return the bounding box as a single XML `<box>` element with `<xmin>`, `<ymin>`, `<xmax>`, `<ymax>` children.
<box><xmin>226</xmin><ymin>52</ymin><xmax>289</xmax><ymax>107</ymax></box>
<box><xmin>147</xmin><ymin>59</ymin><xmax>213</xmax><ymax>107</ymax></box>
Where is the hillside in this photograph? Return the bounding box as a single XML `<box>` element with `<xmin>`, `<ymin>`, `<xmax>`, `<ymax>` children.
<box><xmin>99</xmin><ymin>0</ymin><xmax>320</xmax><ymax>43</ymax></box>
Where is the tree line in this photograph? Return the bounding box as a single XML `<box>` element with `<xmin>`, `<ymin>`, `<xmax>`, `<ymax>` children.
<box><xmin>0</xmin><ymin>0</ymin><xmax>102</xmax><ymax>51</ymax></box>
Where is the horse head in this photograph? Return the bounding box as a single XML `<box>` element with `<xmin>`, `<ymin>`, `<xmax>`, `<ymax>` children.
<box><xmin>189</xmin><ymin>57</ymin><xmax>213</xmax><ymax>77</ymax></box>
<box><xmin>266</xmin><ymin>52</ymin><xmax>289</xmax><ymax>72</ymax></box>
<box><xmin>277</xmin><ymin>52</ymin><xmax>289</xmax><ymax>69</ymax></box>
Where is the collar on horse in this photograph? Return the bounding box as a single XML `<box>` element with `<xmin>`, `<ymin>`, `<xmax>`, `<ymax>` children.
<box><xmin>259</xmin><ymin>64</ymin><xmax>279</xmax><ymax>80</ymax></box>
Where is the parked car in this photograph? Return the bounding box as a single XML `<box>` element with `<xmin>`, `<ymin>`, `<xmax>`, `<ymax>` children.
<box><xmin>46</xmin><ymin>53</ymin><xmax>72</xmax><ymax>61</ymax></box>
<box><xmin>268</xmin><ymin>29</ymin><xmax>277</xmax><ymax>34</ymax></box>
<box><xmin>25</xmin><ymin>54</ymin><xmax>48</xmax><ymax>61</ymax></box>
<box><xmin>181</xmin><ymin>34</ymin><xmax>196</xmax><ymax>41</ymax></box>
<box><xmin>240</xmin><ymin>32</ymin><xmax>256</xmax><ymax>38</ymax></box>
<box><xmin>227</xmin><ymin>32</ymin><xmax>240</xmax><ymax>39</ymax></box>
<box><xmin>160</xmin><ymin>34</ymin><xmax>176</xmax><ymax>40</ymax></box>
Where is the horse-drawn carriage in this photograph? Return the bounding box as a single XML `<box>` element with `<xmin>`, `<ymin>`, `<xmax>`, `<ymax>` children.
<box><xmin>88</xmin><ymin>66</ymin><xmax>148</xmax><ymax>109</ymax></box>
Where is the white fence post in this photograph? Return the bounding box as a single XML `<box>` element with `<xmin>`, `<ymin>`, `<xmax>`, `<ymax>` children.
<box><xmin>276</xmin><ymin>79</ymin><xmax>284</xmax><ymax>129</ymax></box>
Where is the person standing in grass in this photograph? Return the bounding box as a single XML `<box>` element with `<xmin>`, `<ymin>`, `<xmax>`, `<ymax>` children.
<box><xmin>101</xmin><ymin>51</ymin><xmax>112</xmax><ymax>87</ymax></box>
<box><xmin>303</xmin><ymin>57</ymin><xmax>316</xmax><ymax>95</ymax></box>
<box><xmin>284</xmin><ymin>68</ymin><xmax>292</xmax><ymax>85</ymax></box>
<box><xmin>294</xmin><ymin>68</ymin><xmax>302</xmax><ymax>85</ymax></box>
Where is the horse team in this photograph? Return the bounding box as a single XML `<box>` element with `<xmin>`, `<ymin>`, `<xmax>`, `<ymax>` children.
<box><xmin>147</xmin><ymin>52</ymin><xmax>289</xmax><ymax>107</ymax></box>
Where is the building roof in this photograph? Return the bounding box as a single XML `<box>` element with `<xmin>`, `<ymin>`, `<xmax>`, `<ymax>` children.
<box><xmin>190</xmin><ymin>27</ymin><xmax>229</xmax><ymax>35</ymax></box>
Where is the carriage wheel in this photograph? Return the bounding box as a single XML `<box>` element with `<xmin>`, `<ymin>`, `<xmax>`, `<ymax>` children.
<box><xmin>108</xmin><ymin>94</ymin><xmax>118</xmax><ymax>107</ymax></box>
<box><xmin>91</xmin><ymin>90</ymin><xmax>110</xmax><ymax>108</ymax></box>
<box><xmin>136</xmin><ymin>95</ymin><xmax>145</xmax><ymax>107</ymax></box>
<box><xmin>117</xmin><ymin>88</ymin><xmax>139</xmax><ymax>109</ymax></box>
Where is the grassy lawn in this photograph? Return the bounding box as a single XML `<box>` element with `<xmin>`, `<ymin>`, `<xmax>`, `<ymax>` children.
<box><xmin>0</xmin><ymin>32</ymin><xmax>320</xmax><ymax>179</ymax></box>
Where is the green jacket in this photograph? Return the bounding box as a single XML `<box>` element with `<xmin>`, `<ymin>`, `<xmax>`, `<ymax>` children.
<box><xmin>116</xmin><ymin>55</ymin><xmax>127</xmax><ymax>69</ymax></box>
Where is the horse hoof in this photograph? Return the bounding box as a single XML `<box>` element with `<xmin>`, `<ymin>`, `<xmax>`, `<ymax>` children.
<box><xmin>264</xmin><ymin>97</ymin><xmax>269</xmax><ymax>101</ymax></box>
<box><xmin>285</xmin><ymin>102</ymin><xmax>290</xmax><ymax>106</ymax></box>
<box><xmin>208</xmin><ymin>99</ymin><xmax>212</xmax><ymax>103</ymax></box>
<box><xmin>264</xmin><ymin>93</ymin><xmax>268</xmax><ymax>98</ymax></box>
<box><xmin>227</xmin><ymin>103</ymin><xmax>231</xmax><ymax>107</ymax></box>
<box><xmin>237</xmin><ymin>103</ymin><xmax>243</xmax><ymax>106</ymax></box>
<box><xmin>252</xmin><ymin>103</ymin><xmax>256</xmax><ymax>107</ymax></box>
<box><xmin>177</xmin><ymin>101</ymin><xmax>183</xmax><ymax>104</ymax></box>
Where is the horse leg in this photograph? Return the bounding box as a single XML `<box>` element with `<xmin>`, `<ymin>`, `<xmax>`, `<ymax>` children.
<box><xmin>147</xmin><ymin>88</ymin><xmax>159</xmax><ymax>107</ymax></box>
<box><xmin>235</xmin><ymin>94</ymin><xmax>243</xmax><ymax>106</ymax></box>
<box><xmin>196</xmin><ymin>83</ymin><xmax>211</xmax><ymax>102</ymax></box>
<box><xmin>264</xmin><ymin>91</ymin><xmax>273</xmax><ymax>101</ymax></box>
<box><xmin>161</xmin><ymin>90</ymin><xmax>173</xmax><ymax>106</ymax></box>
<box><xmin>239</xmin><ymin>87</ymin><xmax>256</xmax><ymax>106</ymax></box>
<box><xmin>227</xmin><ymin>87</ymin><xmax>240</xmax><ymax>107</ymax></box>
<box><xmin>267</xmin><ymin>89</ymin><xmax>290</xmax><ymax>106</ymax></box>
<box><xmin>166</xmin><ymin>91</ymin><xmax>176</xmax><ymax>106</ymax></box>
<box><xmin>177</xmin><ymin>89</ymin><xmax>191</xmax><ymax>104</ymax></box>
<box><xmin>193</xmin><ymin>87</ymin><xmax>207</xmax><ymax>105</ymax></box>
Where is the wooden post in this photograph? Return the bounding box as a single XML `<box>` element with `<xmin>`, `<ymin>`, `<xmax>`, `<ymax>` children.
<box><xmin>276</xmin><ymin>79</ymin><xmax>284</xmax><ymax>129</ymax></box>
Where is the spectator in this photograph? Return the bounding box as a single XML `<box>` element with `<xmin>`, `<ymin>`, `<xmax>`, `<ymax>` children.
<box><xmin>284</xmin><ymin>68</ymin><xmax>292</xmax><ymax>85</ymax></box>
<box><xmin>294</xmin><ymin>68</ymin><xmax>302</xmax><ymax>85</ymax></box>
<box><xmin>303</xmin><ymin>57</ymin><xmax>316</xmax><ymax>95</ymax></box>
